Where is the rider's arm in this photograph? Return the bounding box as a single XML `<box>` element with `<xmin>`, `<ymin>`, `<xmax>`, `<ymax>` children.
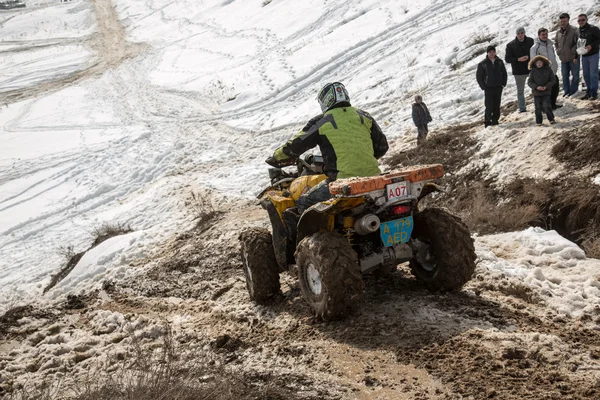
<box><xmin>273</xmin><ymin>114</ymin><xmax>324</xmax><ymax>160</ymax></box>
<box><xmin>370</xmin><ymin>118</ymin><xmax>389</xmax><ymax>159</ymax></box>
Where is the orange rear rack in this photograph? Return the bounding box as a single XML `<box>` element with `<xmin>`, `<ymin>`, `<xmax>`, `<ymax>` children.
<box><xmin>329</xmin><ymin>164</ymin><xmax>444</xmax><ymax>196</ymax></box>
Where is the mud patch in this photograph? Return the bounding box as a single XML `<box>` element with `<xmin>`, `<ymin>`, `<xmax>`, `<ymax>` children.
<box><xmin>386</xmin><ymin>122</ymin><xmax>479</xmax><ymax>175</ymax></box>
<box><xmin>0</xmin><ymin>305</ymin><xmax>56</xmax><ymax>338</ymax></box>
<box><xmin>551</xmin><ymin>116</ymin><xmax>600</xmax><ymax>171</ymax></box>
<box><xmin>399</xmin><ymin>330</ymin><xmax>600</xmax><ymax>400</ymax></box>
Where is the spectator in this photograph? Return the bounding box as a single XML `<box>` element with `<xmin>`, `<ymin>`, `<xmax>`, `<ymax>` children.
<box><xmin>411</xmin><ymin>95</ymin><xmax>432</xmax><ymax>146</ymax></box>
<box><xmin>531</xmin><ymin>28</ymin><xmax>561</xmax><ymax>109</ymax></box>
<box><xmin>505</xmin><ymin>27</ymin><xmax>534</xmax><ymax>112</ymax></box>
<box><xmin>555</xmin><ymin>13</ymin><xmax>580</xmax><ymax>97</ymax></box>
<box><xmin>577</xmin><ymin>14</ymin><xmax>600</xmax><ymax>100</ymax></box>
<box><xmin>476</xmin><ymin>45</ymin><xmax>508</xmax><ymax>127</ymax></box>
<box><xmin>528</xmin><ymin>55</ymin><xmax>556</xmax><ymax>125</ymax></box>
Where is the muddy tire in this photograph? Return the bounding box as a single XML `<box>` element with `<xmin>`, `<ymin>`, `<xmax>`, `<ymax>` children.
<box><xmin>239</xmin><ymin>228</ymin><xmax>281</xmax><ymax>304</ymax></box>
<box><xmin>295</xmin><ymin>232</ymin><xmax>364</xmax><ymax>320</ymax></box>
<box><xmin>409</xmin><ymin>207</ymin><xmax>476</xmax><ymax>291</ymax></box>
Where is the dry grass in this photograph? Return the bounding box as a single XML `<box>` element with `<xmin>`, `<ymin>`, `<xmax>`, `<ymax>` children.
<box><xmin>6</xmin><ymin>327</ymin><xmax>326</xmax><ymax>400</ymax></box>
<box><xmin>91</xmin><ymin>222</ymin><xmax>132</xmax><ymax>248</ymax></box>
<box><xmin>469</xmin><ymin>33</ymin><xmax>496</xmax><ymax>46</ymax></box>
<box><xmin>459</xmin><ymin>189</ymin><xmax>540</xmax><ymax>235</ymax></box>
<box><xmin>43</xmin><ymin>247</ymin><xmax>85</xmax><ymax>294</ymax></box>
<box><xmin>188</xmin><ymin>190</ymin><xmax>222</xmax><ymax>231</ymax></box>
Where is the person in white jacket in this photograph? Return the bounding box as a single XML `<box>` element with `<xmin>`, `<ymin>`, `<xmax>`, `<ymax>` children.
<box><xmin>531</xmin><ymin>28</ymin><xmax>562</xmax><ymax>109</ymax></box>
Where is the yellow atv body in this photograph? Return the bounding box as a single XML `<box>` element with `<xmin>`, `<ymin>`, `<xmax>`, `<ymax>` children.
<box><xmin>240</xmin><ymin>158</ymin><xmax>477</xmax><ymax>321</ymax></box>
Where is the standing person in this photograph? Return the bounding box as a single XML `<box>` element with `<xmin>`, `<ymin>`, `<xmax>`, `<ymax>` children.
<box><xmin>476</xmin><ymin>45</ymin><xmax>508</xmax><ymax>127</ymax></box>
<box><xmin>505</xmin><ymin>27</ymin><xmax>534</xmax><ymax>112</ymax></box>
<box><xmin>530</xmin><ymin>28</ymin><xmax>561</xmax><ymax>109</ymax></box>
<box><xmin>412</xmin><ymin>95</ymin><xmax>432</xmax><ymax>146</ymax></box>
<box><xmin>528</xmin><ymin>55</ymin><xmax>556</xmax><ymax>125</ymax></box>
<box><xmin>555</xmin><ymin>13</ymin><xmax>580</xmax><ymax>97</ymax></box>
<box><xmin>577</xmin><ymin>14</ymin><xmax>600</xmax><ymax>100</ymax></box>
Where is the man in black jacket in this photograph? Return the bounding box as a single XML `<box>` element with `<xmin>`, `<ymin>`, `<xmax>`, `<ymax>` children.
<box><xmin>577</xmin><ymin>14</ymin><xmax>600</xmax><ymax>99</ymax></box>
<box><xmin>476</xmin><ymin>46</ymin><xmax>508</xmax><ymax>127</ymax></box>
<box><xmin>505</xmin><ymin>27</ymin><xmax>534</xmax><ymax>112</ymax></box>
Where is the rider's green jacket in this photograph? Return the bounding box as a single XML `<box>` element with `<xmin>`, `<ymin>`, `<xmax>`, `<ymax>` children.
<box><xmin>274</xmin><ymin>103</ymin><xmax>389</xmax><ymax>180</ymax></box>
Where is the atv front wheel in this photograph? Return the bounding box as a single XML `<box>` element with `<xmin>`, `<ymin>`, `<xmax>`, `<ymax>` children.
<box><xmin>239</xmin><ymin>228</ymin><xmax>281</xmax><ymax>304</ymax></box>
<box><xmin>295</xmin><ymin>232</ymin><xmax>364</xmax><ymax>320</ymax></box>
<box><xmin>409</xmin><ymin>207</ymin><xmax>476</xmax><ymax>291</ymax></box>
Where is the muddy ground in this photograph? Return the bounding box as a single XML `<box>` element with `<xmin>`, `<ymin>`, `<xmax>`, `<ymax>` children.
<box><xmin>3</xmin><ymin>101</ymin><xmax>600</xmax><ymax>398</ymax></box>
<box><xmin>3</xmin><ymin>100</ymin><xmax>600</xmax><ymax>398</ymax></box>
<box><xmin>2</xmin><ymin>198</ymin><xmax>600</xmax><ymax>399</ymax></box>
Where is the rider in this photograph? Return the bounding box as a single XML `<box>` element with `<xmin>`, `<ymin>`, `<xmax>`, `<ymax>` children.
<box><xmin>268</xmin><ymin>82</ymin><xmax>389</xmax><ymax>212</ymax></box>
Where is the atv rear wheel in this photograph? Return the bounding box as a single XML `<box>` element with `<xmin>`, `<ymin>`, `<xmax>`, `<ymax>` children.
<box><xmin>239</xmin><ymin>228</ymin><xmax>281</xmax><ymax>304</ymax></box>
<box><xmin>409</xmin><ymin>207</ymin><xmax>476</xmax><ymax>291</ymax></box>
<box><xmin>295</xmin><ymin>232</ymin><xmax>364</xmax><ymax>320</ymax></box>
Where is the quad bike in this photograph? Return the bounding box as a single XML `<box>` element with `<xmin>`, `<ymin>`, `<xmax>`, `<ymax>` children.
<box><xmin>239</xmin><ymin>155</ymin><xmax>476</xmax><ymax>320</ymax></box>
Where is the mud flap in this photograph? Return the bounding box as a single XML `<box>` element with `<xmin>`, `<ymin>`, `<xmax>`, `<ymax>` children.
<box><xmin>262</xmin><ymin>200</ymin><xmax>294</xmax><ymax>272</ymax></box>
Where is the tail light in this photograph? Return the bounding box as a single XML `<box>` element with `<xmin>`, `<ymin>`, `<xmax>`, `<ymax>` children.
<box><xmin>391</xmin><ymin>205</ymin><xmax>411</xmax><ymax>215</ymax></box>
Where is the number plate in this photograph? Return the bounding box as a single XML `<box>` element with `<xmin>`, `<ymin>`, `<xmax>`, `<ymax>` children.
<box><xmin>386</xmin><ymin>181</ymin><xmax>408</xmax><ymax>200</ymax></box>
<box><xmin>380</xmin><ymin>216</ymin><xmax>413</xmax><ymax>247</ymax></box>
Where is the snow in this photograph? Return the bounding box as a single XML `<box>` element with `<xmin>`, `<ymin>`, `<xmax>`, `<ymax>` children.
<box><xmin>476</xmin><ymin>228</ymin><xmax>600</xmax><ymax>318</ymax></box>
<box><xmin>1</xmin><ymin>0</ymin><xmax>599</xmax><ymax>318</ymax></box>
<box><xmin>51</xmin><ymin>230</ymin><xmax>148</xmax><ymax>296</ymax></box>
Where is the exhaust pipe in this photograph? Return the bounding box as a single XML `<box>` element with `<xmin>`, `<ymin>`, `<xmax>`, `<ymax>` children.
<box><xmin>354</xmin><ymin>214</ymin><xmax>380</xmax><ymax>235</ymax></box>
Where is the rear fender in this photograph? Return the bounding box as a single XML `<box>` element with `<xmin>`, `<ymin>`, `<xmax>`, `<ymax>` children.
<box><xmin>416</xmin><ymin>182</ymin><xmax>444</xmax><ymax>204</ymax></box>
<box><xmin>296</xmin><ymin>197</ymin><xmax>365</xmax><ymax>243</ymax></box>
<box><xmin>261</xmin><ymin>191</ymin><xmax>296</xmax><ymax>221</ymax></box>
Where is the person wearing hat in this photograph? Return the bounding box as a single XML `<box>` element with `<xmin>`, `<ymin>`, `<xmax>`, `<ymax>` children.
<box><xmin>555</xmin><ymin>13</ymin><xmax>580</xmax><ymax>97</ymax></box>
<box><xmin>506</xmin><ymin>27</ymin><xmax>534</xmax><ymax>112</ymax></box>
<box><xmin>531</xmin><ymin>27</ymin><xmax>561</xmax><ymax>109</ymax></box>
<box><xmin>411</xmin><ymin>95</ymin><xmax>432</xmax><ymax>146</ymax></box>
<box><xmin>527</xmin><ymin>55</ymin><xmax>557</xmax><ymax>125</ymax></box>
<box><xmin>476</xmin><ymin>45</ymin><xmax>508</xmax><ymax>127</ymax></box>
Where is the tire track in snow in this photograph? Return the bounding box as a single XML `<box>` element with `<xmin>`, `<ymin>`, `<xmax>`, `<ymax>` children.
<box><xmin>0</xmin><ymin>0</ymin><xmax>147</xmax><ymax>105</ymax></box>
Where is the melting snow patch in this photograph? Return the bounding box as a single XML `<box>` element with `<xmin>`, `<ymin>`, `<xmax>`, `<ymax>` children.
<box><xmin>476</xmin><ymin>228</ymin><xmax>600</xmax><ymax>318</ymax></box>
<box><xmin>51</xmin><ymin>231</ymin><xmax>147</xmax><ymax>296</ymax></box>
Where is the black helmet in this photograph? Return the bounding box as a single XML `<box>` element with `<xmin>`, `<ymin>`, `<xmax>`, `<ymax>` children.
<box><xmin>317</xmin><ymin>82</ymin><xmax>350</xmax><ymax>112</ymax></box>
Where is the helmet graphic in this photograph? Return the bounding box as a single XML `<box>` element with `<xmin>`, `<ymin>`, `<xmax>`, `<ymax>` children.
<box><xmin>317</xmin><ymin>82</ymin><xmax>350</xmax><ymax>112</ymax></box>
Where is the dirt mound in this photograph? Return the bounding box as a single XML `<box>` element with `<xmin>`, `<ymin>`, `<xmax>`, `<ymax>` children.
<box><xmin>387</xmin><ymin>122</ymin><xmax>479</xmax><ymax>175</ymax></box>
<box><xmin>551</xmin><ymin>116</ymin><xmax>600</xmax><ymax>171</ymax></box>
<box><xmin>387</xmin><ymin>117</ymin><xmax>600</xmax><ymax>257</ymax></box>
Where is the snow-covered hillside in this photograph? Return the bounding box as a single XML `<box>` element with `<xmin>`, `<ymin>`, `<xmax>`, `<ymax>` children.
<box><xmin>2</xmin><ymin>0</ymin><xmax>600</xmax><ymax>397</ymax></box>
<box><xmin>2</xmin><ymin>0</ymin><xmax>597</xmax><ymax>304</ymax></box>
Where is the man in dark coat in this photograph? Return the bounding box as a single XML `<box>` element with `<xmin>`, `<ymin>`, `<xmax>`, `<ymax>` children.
<box><xmin>555</xmin><ymin>13</ymin><xmax>580</xmax><ymax>97</ymax></box>
<box><xmin>505</xmin><ymin>27</ymin><xmax>534</xmax><ymax>112</ymax></box>
<box><xmin>527</xmin><ymin>55</ymin><xmax>556</xmax><ymax>125</ymax></box>
<box><xmin>412</xmin><ymin>95</ymin><xmax>432</xmax><ymax>146</ymax></box>
<box><xmin>476</xmin><ymin>45</ymin><xmax>508</xmax><ymax>127</ymax></box>
<box><xmin>577</xmin><ymin>14</ymin><xmax>600</xmax><ymax>99</ymax></box>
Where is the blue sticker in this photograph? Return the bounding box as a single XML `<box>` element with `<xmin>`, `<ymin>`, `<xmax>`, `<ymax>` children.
<box><xmin>380</xmin><ymin>216</ymin><xmax>413</xmax><ymax>247</ymax></box>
